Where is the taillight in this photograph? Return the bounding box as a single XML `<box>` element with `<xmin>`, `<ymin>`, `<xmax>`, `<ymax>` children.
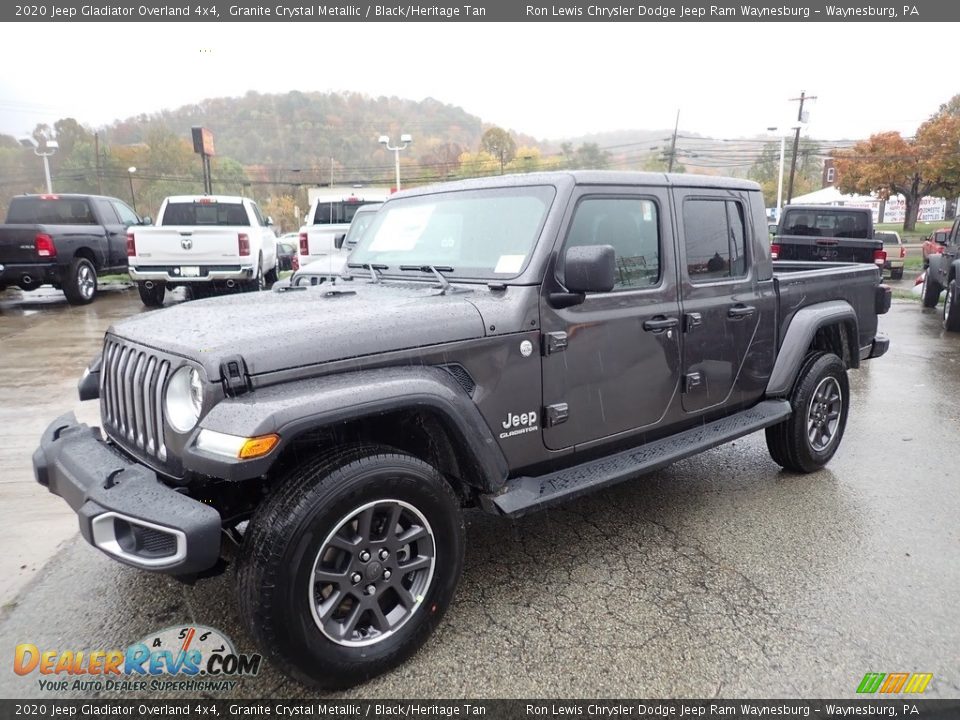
<box><xmin>126</xmin><ymin>232</ymin><xmax>136</xmax><ymax>257</ymax></box>
<box><xmin>299</xmin><ymin>232</ymin><xmax>309</xmax><ymax>256</ymax></box>
<box><xmin>900</xmin><ymin>245</ymin><xmax>905</xmax><ymax>259</ymax></box>
<box><xmin>770</xmin><ymin>243</ymin><xmax>780</xmax><ymax>260</ymax></box>
<box><xmin>238</xmin><ymin>233</ymin><xmax>250</xmax><ymax>256</ymax></box>
<box><xmin>873</xmin><ymin>249</ymin><xmax>887</xmax><ymax>266</ymax></box>
<box><xmin>292</xmin><ymin>254</ymin><xmax>299</xmax><ymax>271</ymax></box>
<box><xmin>35</xmin><ymin>233</ymin><xmax>56</xmax><ymax>258</ymax></box>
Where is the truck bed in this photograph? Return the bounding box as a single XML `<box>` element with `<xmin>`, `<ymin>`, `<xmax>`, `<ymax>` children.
<box><xmin>773</xmin><ymin>260</ymin><xmax>885</xmax><ymax>353</ymax></box>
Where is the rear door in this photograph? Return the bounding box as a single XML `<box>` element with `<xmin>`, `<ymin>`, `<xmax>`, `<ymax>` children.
<box><xmin>674</xmin><ymin>188</ymin><xmax>776</xmax><ymax>414</ymax></box>
<box><xmin>540</xmin><ymin>187</ymin><xmax>682</xmax><ymax>450</ymax></box>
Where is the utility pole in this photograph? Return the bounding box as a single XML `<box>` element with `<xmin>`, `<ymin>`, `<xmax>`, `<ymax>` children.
<box><xmin>667</xmin><ymin>109</ymin><xmax>680</xmax><ymax>172</ymax></box>
<box><xmin>786</xmin><ymin>91</ymin><xmax>816</xmax><ymax>204</ymax></box>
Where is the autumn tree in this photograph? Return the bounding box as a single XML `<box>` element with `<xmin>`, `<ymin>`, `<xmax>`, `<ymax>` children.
<box><xmin>480</xmin><ymin>127</ymin><xmax>517</xmax><ymax>173</ymax></box>
<box><xmin>833</xmin><ymin>113</ymin><xmax>960</xmax><ymax>231</ymax></box>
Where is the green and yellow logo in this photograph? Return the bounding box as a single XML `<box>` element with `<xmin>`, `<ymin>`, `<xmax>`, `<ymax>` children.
<box><xmin>857</xmin><ymin>672</ymin><xmax>933</xmax><ymax>694</ymax></box>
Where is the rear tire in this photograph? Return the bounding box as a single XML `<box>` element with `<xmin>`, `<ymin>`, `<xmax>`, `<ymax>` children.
<box><xmin>62</xmin><ymin>257</ymin><xmax>97</xmax><ymax>305</ymax></box>
<box><xmin>265</xmin><ymin>262</ymin><xmax>279</xmax><ymax>286</ymax></box>
<box><xmin>246</xmin><ymin>255</ymin><xmax>265</xmax><ymax>292</ymax></box>
<box><xmin>891</xmin><ymin>267</ymin><xmax>903</xmax><ymax>281</ymax></box>
<box><xmin>137</xmin><ymin>282</ymin><xmax>165</xmax><ymax>308</ymax></box>
<box><xmin>944</xmin><ymin>280</ymin><xmax>960</xmax><ymax>332</ymax></box>
<box><xmin>237</xmin><ymin>446</ymin><xmax>465</xmax><ymax>690</ymax></box>
<box><xmin>766</xmin><ymin>352</ymin><xmax>849</xmax><ymax>473</ymax></box>
<box><xmin>921</xmin><ymin>272</ymin><xmax>941</xmax><ymax>308</ymax></box>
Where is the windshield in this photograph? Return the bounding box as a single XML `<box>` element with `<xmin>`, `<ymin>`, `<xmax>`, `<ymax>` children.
<box><xmin>349</xmin><ymin>186</ymin><xmax>556</xmax><ymax>278</ymax></box>
<box><xmin>343</xmin><ymin>207</ymin><xmax>380</xmax><ymax>248</ymax></box>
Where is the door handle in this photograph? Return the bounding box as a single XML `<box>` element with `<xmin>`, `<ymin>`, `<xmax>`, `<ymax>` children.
<box><xmin>728</xmin><ymin>305</ymin><xmax>756</xmax><ymax>319</ymax></box>
<box><xmin>643</xmin><ymin>317</ymin><xmax>679</xmax><ymax>332</ymax></box>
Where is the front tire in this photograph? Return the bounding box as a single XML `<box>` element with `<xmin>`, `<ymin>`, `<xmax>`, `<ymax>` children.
<box><xmin>766</xmin><ymin>352</ymin><xmax>849</xmax><ymax>473</ymax></box>
<box><xmin>62</xmin><ymin>257</ymin><xmax>97</xmax><ymax>305</ymax></box>
<box><xmin>944</xmin><ymin>280</ymin><xmax>960</xmax><ymax>332</ymax></box>
<box><xmin>237</xmin><ymin>446</ymin><xmax>465</xmax><ymax>690</ymax></box>
<box><xmin>921</xmin><ymin>272</ymin><xmax>941</xmax><ymax>308</ymax></box>
<box><xmin>137</xmin><ymin>281</ymin><xmax>165</xmax><ymax>307</ymax></box>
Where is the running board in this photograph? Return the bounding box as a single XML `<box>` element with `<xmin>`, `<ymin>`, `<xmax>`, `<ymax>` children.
<box><xmin>485</xmin><ymin>399</ymin><xmax>792</xmax><ymax>517</ymax></box>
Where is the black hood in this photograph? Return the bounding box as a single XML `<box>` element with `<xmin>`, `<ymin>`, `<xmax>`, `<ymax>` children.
<box><xmin>111</xmin><ymin>282</ymin><xmax>488</xmax><ymax>378</ymax></box>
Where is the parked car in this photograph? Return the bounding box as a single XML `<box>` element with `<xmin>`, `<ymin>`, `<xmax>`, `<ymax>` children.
<box><xmin>874</xmin><ymin>230</ymin><xmax>905</xmax><ymax>280</ymax></box>
<box><xmin>281</xmin><ymin>203</ymin><xmax>382</xmax><ymax>288</ymax></box>
<box><xmin>772</xmin><ymin>205</ymin><xmax>884</xmax><ymax>267</ymax></box>
<box><xmin>34</xmin><ymin>171</ymin><xmax>890</xmax><ymax>690</ymax></box>
<box><xmin>0</xmin><ymin>193</ymin><xmax>148</xmax><ymax>304</ymax></box>
<box><xmin>297</xmin><ymin>187</ymin><xmax>388</xmax><ymax>269</ymax></box>
<box><xmin>922</xmin><ymin>217</ymin><xmax>960</xmax><ymax>330</ymax></box>
<box><xmin>126</xmin><ymin>195</ymin><xmax>279</xmax><ymax>306</ymax></box>
<box><xmin>277</xmin><ymin>237</ymin><xmax>298</xmax><ymax>272</ymax></box>
<box><xmin>922</xmin><ymin>227</ymin><xmax>950</xmax><ymax>268</ymax></box>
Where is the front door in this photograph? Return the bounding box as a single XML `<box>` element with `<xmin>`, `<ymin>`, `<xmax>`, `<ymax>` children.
<box><xmin>673</xmin><ymin>188</ymin><xmax>773</xmax><ymax>414</ymax></box>
<box><xmin>540</xmin><ymin>188</ymin><xmax>682</xmax><ymax>451</ymax></box>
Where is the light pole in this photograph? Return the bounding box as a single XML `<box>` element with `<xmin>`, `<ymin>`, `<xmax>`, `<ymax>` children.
<box><xmin>19</xmin><ymin>136</ymin><xmax>59</xmax><ymax>193</ymax></box>
<box><xmin>378</xmin><ymin>134</ymin><xmax>413</xmax><ymax>191</ymax></box>
<box><xmin>766</xmin><ymin>127</ymin><xmax>786</xmax><ymax>221</ymax></box>
<box><xmin>766</xmin><ymin>126</ymin><xmax>801</xmax><ymax>221</ymax></box>
<box><xmin>127</xmin><ymin>167</ymin><xmax>137</xmax><ymax>212</ymax></box>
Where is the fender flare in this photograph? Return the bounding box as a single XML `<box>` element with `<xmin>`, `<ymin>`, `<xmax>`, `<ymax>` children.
<box><xmin>766</xmin><ymin>300</ymin><xmax>858</xmax><ymax>398</ymax></box>
<box><xmin>183</xmin><ymin>366</ymin><xmax>509</xmax><ymax>487</ymax></box>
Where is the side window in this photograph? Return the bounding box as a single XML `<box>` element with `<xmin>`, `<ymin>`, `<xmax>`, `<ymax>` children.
<box><xmin>93</xmin><ymin>199</ymin><xmax>120</xmax><ymax>225</ymax></box>
<box><xmin>111</xmin><ymin>200</ymin><xmax>139</xmax><ymax>226</ymax></box>
<box><xmin>683</xmin><ymin>198</ymin><xmax>748</xmax><ymax>282</ymax></box>
<box><xmin>564</xmin><ymin>197</ymin><xmax>660</xmax><ymax>290</ymax></box>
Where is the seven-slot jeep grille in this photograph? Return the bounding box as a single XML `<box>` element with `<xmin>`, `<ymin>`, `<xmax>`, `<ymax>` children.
<box><xmin>100</xmin><ymin>337</ymin><xmax>171</xmax><ymax>463</ymax></box>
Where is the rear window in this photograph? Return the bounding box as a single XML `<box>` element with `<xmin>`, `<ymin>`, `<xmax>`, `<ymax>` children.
<box><xmin>312</xmin><ymin>200</ymin><xmax>380</xmax><ymax>225</ymax></box>
<box><xmin>6</xmin><ymin>197</ymin><xmax>97</xmax><ymax>225</ymax></box>
<box><xmin>875</xmin><ymin>232</ymin><xmax>900</xmax><ymax>245</ymax></box>
<box><xmin>781</xmin><ymin>209</ymin><xmax>869</xmax><ymax>239</ymax></box>
<box><xmin>161</xmin><ymin>201</ymin><xmax>249</xmax><ymax>226</ymax></box>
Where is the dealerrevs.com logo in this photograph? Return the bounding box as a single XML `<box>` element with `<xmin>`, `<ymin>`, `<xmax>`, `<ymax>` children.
<box><xmin>14</xmin><ymin>625</ymin><xmax>262</xmax><ymax>693</ymax></box>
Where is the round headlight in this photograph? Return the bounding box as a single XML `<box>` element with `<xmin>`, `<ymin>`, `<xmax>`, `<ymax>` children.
<box><xmin>165</xmin><ymin>366</ymin><xmax>204</xmax><ymax>433</ymax></box>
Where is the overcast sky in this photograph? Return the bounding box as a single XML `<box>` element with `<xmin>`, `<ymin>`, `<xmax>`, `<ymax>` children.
<box><xmin>0</xmin><ymin>22</ymin><xmax>949</xmax><ymax>142</ymax></box>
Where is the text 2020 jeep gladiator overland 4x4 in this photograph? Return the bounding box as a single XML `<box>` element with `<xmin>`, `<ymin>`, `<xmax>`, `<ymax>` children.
<box><xmin>34</xmin><ymin>172</ymin><xmax>890</xmax><ymax>689</ymax></box>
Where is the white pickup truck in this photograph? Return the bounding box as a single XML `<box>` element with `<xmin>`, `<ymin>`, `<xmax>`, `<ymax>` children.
<box><xmin>296</xmin><ymin>187</ymin><xmax>388</xmax><ymax>269</ymax></box>
<box><xmin>127</xmin><ymin>195</ymin><xmax>279</xmax><ymax>307</ymax></box>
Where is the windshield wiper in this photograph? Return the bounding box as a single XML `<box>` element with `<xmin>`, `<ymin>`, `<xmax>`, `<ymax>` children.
<box><xmin>399</xmin><ymin>265</ymin><xmax>454</xmax><ymax>294</ymax></box>
<box><xmin>347</xmin><ymin>262</ymin><xmax>387</xmax><ymax>284</ymax></box>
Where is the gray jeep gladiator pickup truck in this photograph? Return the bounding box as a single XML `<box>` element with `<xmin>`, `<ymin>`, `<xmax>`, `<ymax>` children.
<box><xmin>33</xmin><ymin>172</ymin><xmax>890</xmax><ymax>689</ymax></box>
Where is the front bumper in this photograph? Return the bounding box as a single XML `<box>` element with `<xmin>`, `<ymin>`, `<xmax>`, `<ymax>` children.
<box><xmin>128</xmin><ymin>265</ymin><xmax>253</xmax><ymax>283</ymax></box>
<box><xmin>33</xmin><ymin>413</ymin><xmax>221</xmax><ymax>574</ymax></box>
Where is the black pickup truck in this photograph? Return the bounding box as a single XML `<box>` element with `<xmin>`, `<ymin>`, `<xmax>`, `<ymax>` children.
<box><xmin>33</xmin><ymin>172</ymin><xmax>890</xmax><ymax>689</ymax></box>
<box><xmin>772</xmin><ymin>205</ymin><xmax>884</xmax><ymax>268</ymax></box>
<box><xmin>0</xmin><ymin>193</ymin><xmax>148</xmax><ymax>304</ymax></box>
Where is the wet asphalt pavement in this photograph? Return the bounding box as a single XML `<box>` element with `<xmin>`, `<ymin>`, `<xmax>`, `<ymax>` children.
<box><xmin>0</xmin><ymin>281</ymin><xmax>958</xmax><ymax>699</ymax></box>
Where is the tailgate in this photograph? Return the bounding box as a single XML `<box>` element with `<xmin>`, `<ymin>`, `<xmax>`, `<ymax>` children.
<box><xmin>775</xmin><ymin>235</ymin><xmax>881</xmax><ymax>264</ymax></box>
<box><xmin>0</xmin><ymin>226</ymin><xmax>44</xmax><ymax>263</ymax></box>
<box><xmin>132</xmin><ymin>227</ymin><xmax>245</xmax><ymax>265</ymax></box>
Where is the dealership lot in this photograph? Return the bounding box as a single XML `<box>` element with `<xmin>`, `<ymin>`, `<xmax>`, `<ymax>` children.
<box><xmin>0</xmin><ymin>285</ymin><xmax>958</xmax><ymax>698</ymax></box>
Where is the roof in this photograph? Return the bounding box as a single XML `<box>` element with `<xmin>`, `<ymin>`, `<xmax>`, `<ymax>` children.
<box><xmin>392</xmin><ymin>171</ymin><xmax>760</xmax><ymax>199</ymax></box>
<box><xmin>163</xmin><ymin>195</ymin><xmax>248</xmax><ymax>203</ymax></box>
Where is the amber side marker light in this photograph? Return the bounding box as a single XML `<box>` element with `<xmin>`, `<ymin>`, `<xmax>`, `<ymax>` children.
<box><xmin>196</xmin><ymin>429</ymin><xmax>280</xmax><ymax>460</ymax></box>
<box><xmin>239</xmin><ymin>434</ymin><xmax>280</xmax><ymax>459</ymax></box>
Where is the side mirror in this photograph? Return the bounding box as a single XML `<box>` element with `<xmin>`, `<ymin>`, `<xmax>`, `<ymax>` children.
<box><xmin>333</xmin><ymin>233</ymin><xmax>347</xmax><ymax>250</ymax></box>
<box><xmin>141</xmin><ymin>216</ymin><xmax>153</xmax><ymax>226</ymax></box>
<box><xmin>937</xmin><ymin>237</ymin><xmax>948</xmax><ymax>245</ymax></box>
<box><xmin>564</xmin><ymin>245</ymin><xmax>616</xmax><ymax>293</ymax></box>
<box><xmin>266</xmin><ymin>216</ymin><xmax>275</xmax><ymax>227</ymax></box>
